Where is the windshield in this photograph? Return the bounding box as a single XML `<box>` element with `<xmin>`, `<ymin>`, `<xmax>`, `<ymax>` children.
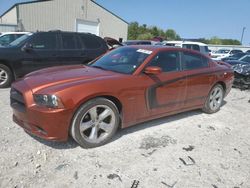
<box><xmin>8</xmin><ymin>33</ymin><xmax>32</xmax><ymax>46</ymax></box>
<box><xmin>239</xmin><ymin>55</ymin><xmax>250</xmax><ymax>63</ymax></box>
<box><xmin>216</xmin><ymin>49</ymin><xmax>230</xmax><ymax>54</ymax></box>
<box><xmin>89</xmin><ymin>47</ymin><xmax>152</xmax><ymax>74</ymax></box>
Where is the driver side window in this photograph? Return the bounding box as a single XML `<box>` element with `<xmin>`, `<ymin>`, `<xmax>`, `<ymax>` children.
<box><xmin>148</xmin><ymin>51</ymin><xmax>181</xmax><ymax>72</ymax></box>
<box><xmin>29</xmin><ymin>33</ymin><xmax>57</xmax><ymax>50</ymax></box>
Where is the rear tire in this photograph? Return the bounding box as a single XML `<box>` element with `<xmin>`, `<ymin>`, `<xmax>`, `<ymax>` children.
<box><xmin>0</xmin><ymin>64</ymin><xmax>13</xmax><ymax>88</ymax></box>
<box><xmin>71</xmin><ymin>98</ymin><xmax>120</xmax><ymax>148</ymax></box>
<box><xmin>203</xmin><ymin>84</ymin><xmax>224</xmax><ymax>114</ymax></box>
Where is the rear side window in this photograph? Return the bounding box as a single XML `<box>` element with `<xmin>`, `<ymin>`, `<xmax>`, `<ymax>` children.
<box><xmin>61</xmin><ymin>34</ymin><xmax>78</xmax><ymax>49</ymax></box>
<box><xmin>80</xmin><ymin>34</ymin><xmax>101</xmax><ymax>49</ymax></box>
<box><xmin>183</xmin><ymin>52</ymin><xmax>208</xmax><ymax>70</ymax></box>
<box><xmin>30</xmin><ymin>33</ymin><xmax>56</xmax><ymax>49</ymax></box>
<box><xmin>183</xmin><ymin>44</ymin><xmax>200</xmax><ymax>51</ymax></box>
<box><xmin>204</xmin><ymin>46</ymin><xmax>209</xmax><ymax>52</ymax></box>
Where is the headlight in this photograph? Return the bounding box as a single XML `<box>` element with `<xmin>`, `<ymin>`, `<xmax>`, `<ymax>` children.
<box><xmin>33</xmin><ymin>94</ymin><xmax>64</xmax><ymax>108</ymax></box>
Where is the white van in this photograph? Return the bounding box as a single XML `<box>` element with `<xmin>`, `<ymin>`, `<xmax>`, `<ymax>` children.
<box><xmin>163</xmin><ymin>41</ymin><xmax>210</xmax><ymax>56</ymax></box>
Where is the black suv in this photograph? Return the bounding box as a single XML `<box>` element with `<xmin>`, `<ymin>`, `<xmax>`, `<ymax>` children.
<box><xmin>0</xmin><ymin>31</ymin><xmax>108</xmax><ymax>88</ymax></box>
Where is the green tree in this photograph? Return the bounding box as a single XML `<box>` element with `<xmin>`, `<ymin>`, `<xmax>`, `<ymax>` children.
<box><xmin>150</xmin><ymin>26</ymin><xmax>160</xmax><ymax>37</ymax></box>
<box><xmin>128</xmin><ymin>21</ymin><xmax>181</xmax><ymax>40</ymax></box>
<box><xmin>128</xmin><ymin>22</ymin><xmax>140</xmax><ymax>40</ymax></box>
<box><xmin>137</xmin><ymin>33</ymin><xmax>154</xmax><ymax>40</ymax></box>
<box><xmin>165</xmin><ymin>29</ymin><xmax>180</xmax><ymax>40</ymax></box>
<box><xmin>209</xmin><ymin>36</ymin><xmax>222</xmax><ymax>44</ymax></box>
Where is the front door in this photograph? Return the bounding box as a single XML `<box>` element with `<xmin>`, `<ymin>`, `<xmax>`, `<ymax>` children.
<box><xmin>20</xmin><ymin>32</ymin><xmax>60</xmax><ymax>76</ymax></box>
<box><xmin>141</xmin><ymin>50</ymin><xmax>187</xmax><ymax>118</ymax></box>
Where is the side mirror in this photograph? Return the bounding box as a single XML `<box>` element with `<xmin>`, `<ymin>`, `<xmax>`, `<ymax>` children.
<box><xmin>144</xmin><ymin>66</ymin><xmax>162</xmax><ymax>75</ymax></box>
<box><xmin>22</xmin><ymin>43</ymin><xmax>33</xmax><ymax>52</ymax></box>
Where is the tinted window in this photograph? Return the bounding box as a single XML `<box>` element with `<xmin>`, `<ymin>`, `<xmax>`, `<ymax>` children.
<box><xmin>192</xmin><ymin>45</ymin><xmax>200</xmax><ymax>51</ymax></box>
<box><xmin>9</xmin><ymin>34</ymin><xmax>32</xmax><ymax>46</ymax></box>
<box><xmin>148</xmin><ymin>51</ymin><xmax>181</xmax><ymax>72</ymax></box>
<box><xmin>239</xmin><ymin>55</ymin><xmax>250</xmax><ymax>63</ymax></box>
<box><xmin>62</xmin><ymin>34</ymin><xmax>77</xmax><ymax>49</ymax></box>
<box><xmin>183</xmin><ymin>52</ymin><xmax>208</xmax><ymax>70</ymax></box>
<box><xmin>204</xmin><ymin>46</ymin><xmax>209</xmax><ymax>52</ymax></box>
<box><xmin>183</xmin><ymin>44</ymin><xmax>200</xmax><ymax>51</ymax></box>
<box><xmin>138</xmin><ymin>41</ymin><xmax>151</xmax><ymax>45</ymax></box>
<box><xmin>30</xmin><ymin>33</ymin><xmax>56</xmax><ymax>49</ymax></box>
<box><xmin>230</xmin><ymin>50</ymin><xmax>242</xmax><ymax>54</ymax></box>
<box><xmin>80</xmin><ymin>34</ymin><xmax>101</xmax><ymax>49</ymax></box>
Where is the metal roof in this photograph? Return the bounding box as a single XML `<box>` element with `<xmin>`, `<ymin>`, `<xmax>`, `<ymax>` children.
<box><xmin>0</xmin><ymin>0</ymin><xmax>128</xmax><ymax>24</ymax></box>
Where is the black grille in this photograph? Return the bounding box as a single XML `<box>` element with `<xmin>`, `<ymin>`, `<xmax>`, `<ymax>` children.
<box><xmin>10</xmin><ymin>88</ymin><xmax>26</xmax><ymax>112</ymax></box>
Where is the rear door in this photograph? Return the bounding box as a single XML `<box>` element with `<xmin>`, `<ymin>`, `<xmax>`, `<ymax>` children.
<box><xmin>58</xmin><ymin>33</ymin><xmax>86</xmax><ymax>65</ymax></box>
<box><xmin>79</xmin><ymin>34</ymin><xmax>108</xmax><ymax>63</ymax></box>
<box><xmin>181</xmin><ymin>51</ymin><xmax>213</xmax><ymax>108</ymax></box>
<box><xmin>20</xmin><ymin>32</ymin><xmax>60</xmax><ymax>76</ymax></box>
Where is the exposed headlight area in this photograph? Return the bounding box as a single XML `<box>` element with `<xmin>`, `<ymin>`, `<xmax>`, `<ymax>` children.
<box><xmin>33</xmin><ymin>94</ymin><xmax>64</xmax><ymax>108</ymax></box>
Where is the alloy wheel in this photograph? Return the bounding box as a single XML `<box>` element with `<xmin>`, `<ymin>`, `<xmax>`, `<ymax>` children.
<box><xmin>0</xmin><ymin>68</ymin><xmax>8</xmax><ymax>86</ymax></box>
<box><xmin>209</xmin><ymin>86</ymin><xmax>223</xmax><ymax>111</ymax></box>
<box><xmin>79</xmin><ymin>105</ymin><xmax>116</xmax><ymax>143</ymax></box>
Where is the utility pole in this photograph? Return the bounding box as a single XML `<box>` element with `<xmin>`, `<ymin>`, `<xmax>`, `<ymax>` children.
<box><xmin>240</xmin><ymin>27</ymin><xmax>246</xmax><ymax>45</ymax></box>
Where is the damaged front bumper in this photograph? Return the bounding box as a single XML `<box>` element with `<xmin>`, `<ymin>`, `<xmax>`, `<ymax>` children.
<box><xmin>233</xmin><ymin>72</ymin><xmax>250</xmax><ymax>89</ymax></box>
<box><xmin>232</xmin><ymin>64</ymin><xmax>250</xmax><ymax>90</ymax></box>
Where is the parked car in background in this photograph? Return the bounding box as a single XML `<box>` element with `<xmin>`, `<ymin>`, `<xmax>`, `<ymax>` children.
<box><xmin>123</xmin><ymin>40</ymin><xmax>152</xmax><ymax>45</ymax></box>
<box><xmin>104</xmin><ymin>37</ymin><xmax>123</xmax><ymax>50</ymax></box>
<box><xmin>226</xmin><ymin>54</ymin><xmax>250</xmax><ymax>66</ymax></box>
<box><xmin>245</xmin><ymin>50</ymin><xmax>250</xmax><ymax>54</ymax></box>
<box><xmin>11</xmin><ymin>46</ymin><xmax>234</xmax><ymax>148</ymax></box>
<box><xmin>0</xmin><ymin>31</ymin><xmax>108</xmax><ymax>88</ymax></box>
<box><xmin>221</xmin><ymin>52</ymin><xmax>247</xmax><ymax>61</ymax></box>
<box><xmin>163</xmin><ymin>41</ymin><xmax>210</xmax><ymax>56</ymax></box>
<box><xmin>226</xmin><ymin>55</ymin><xmax>250</xmax><ymax>89</ymax></box>
<box><xmin>211</xmin><ymin>49</ymin><xmax>243</xmax><ymax>60</ymax></box>
<box><xmin>0</xmin><ymin>32</ymin><xmax>30</xmax><ymax>46</ymax></box>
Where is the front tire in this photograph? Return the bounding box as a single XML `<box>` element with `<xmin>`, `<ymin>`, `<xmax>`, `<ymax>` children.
<box><xmin>203</xmin><ymin>84</ymin><xmax>224</xmax><ymax>114</ymax></box>
<box><xmin>71</xmin><ymin>98</ymin><xmax>120</xmax><ymax>148</ymax></box>
<box><xmin>0</xmin><ymin>64</ymin><xmax>13</xmax><ymax>88</ymax></box>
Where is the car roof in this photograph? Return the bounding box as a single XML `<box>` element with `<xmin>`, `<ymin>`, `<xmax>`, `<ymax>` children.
<box><xmin>125</xmin><ymin>40</ymin><xmax>152</xmax><ymax>42</ymax></box>
<box><xmin>124</xmin><ymin>45</ymin><xmax>176</xmax><ymax>50</ymax></box>
<box><xmin>0</xmin><ymin>32</ymin><xmax>31</xmax><ymax>35</ymax></box>
<box><xmin>124</xmin><ymin>45</ymin><xmax>212</xmax><ymax>59</ymax></box>
<box><xmin>164</xmin><ymin>40</ymin><xmax>208</xmax><ymax>46</ymax></box>
<box><xmin>122</xmin><ymin>45</ymin><xmax>207</xmax><ymax>55</ymax></box>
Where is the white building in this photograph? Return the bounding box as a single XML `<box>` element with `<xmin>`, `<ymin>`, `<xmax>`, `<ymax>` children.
<box><xmin>0</xmin><ymin>0</ymin><xmax>128</xmax><ymax>41</ymax></box>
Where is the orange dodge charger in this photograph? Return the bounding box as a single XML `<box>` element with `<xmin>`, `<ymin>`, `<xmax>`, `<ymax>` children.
<box><xmin>11</xmin><ymin>46</ymin><xmax>234</xmax><ymax>148</ymax></box>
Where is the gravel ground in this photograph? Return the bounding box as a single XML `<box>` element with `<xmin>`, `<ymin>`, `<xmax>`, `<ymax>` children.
<box><xmin>0</xmin><ymin>88</ymin><xmax>250</xmax><ymax>188</ymax></box>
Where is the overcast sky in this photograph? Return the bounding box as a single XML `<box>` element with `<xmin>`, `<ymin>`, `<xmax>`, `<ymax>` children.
<box><xmin>1</xmin><ymin>0</ymin><xmax>249</xmax><ymax>45</ymax></box>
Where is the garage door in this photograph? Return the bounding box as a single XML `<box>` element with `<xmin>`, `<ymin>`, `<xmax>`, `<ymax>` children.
<box><xmin>76</xmin><ymin>19</ymin><xmax>99</xmax><ymax>36</ymax></box>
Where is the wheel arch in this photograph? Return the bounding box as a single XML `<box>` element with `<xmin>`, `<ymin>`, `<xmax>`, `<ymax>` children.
<box><xmin>0</xmin><ymin>60</ymin><xmax>16</xmax><ymax>80</ymax></box>
<box><xmin>68</xmin><ymin>94</ymin><xmax>123</xmax><ymax>142</ymax></box>
<box><xmin>68</xmin><ymin>94</ymin><xmax>123</xmax><ymax>134</ymax></box>
<box><xmin>214</xmin><ymin>81</ymin><xmax>226</xmax><ymax>92</ymax></box>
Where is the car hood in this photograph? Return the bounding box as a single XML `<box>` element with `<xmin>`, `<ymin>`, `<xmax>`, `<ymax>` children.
<box><xmin>23</xmin><ymin>65</ymin><xmax>122</xmax><ymax>93</ymax></box>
